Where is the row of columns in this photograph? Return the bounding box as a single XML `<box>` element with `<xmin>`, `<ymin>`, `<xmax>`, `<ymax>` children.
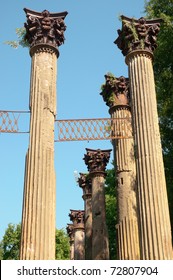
<box><xmin>19</xmin><ymin>8</ymin><xmax>173</xmax><ymax>259</ymax></box>
<box><xmin>102</xmin><ymin>16</ymin><xmax>172</xmax><ymax>259</ymax></box>
<box><xmin>66</xmin><ymin>16</ymin><xmax>173</xmax><ymax>260</ymax></box>
<box><xmin>67</xmin><ymin>148</ymin><xmax>111</xmax><ymax>260</ymax></box>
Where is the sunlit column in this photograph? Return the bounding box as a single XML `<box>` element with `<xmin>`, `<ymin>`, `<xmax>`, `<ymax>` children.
<box><xmin>20</xmin><ymin>8</ymin><xmax>67</xmax><ymax>260</ymax></box>
<box><xmin>101</xmin><ymin>75</ymin><xmax>140</xmax><ymax>259</ymax></box>
<box><xmin>115</xmin><ymin>16</ymin><xmax>173</xmax><ymax>259</ymax></box>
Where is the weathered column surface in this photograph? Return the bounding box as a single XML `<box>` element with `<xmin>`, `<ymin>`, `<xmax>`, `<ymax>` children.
<box><xmin>84</xmin><ymin>148</ymin><xmax>111</xmax><ymax>260</ymax></box>
<box><xmin>66</xmin><ymin>224</ymin><xmax>74</xmax><ymax>260</ymax></box>
<box><xmin>78</xmin><ymin>173</ymin><xmax>92</xmax><ymax>260</ymax></box>
<box><xmin>115</xmin><ymin>16</ymin><xmax>173</xmax><ymax>259</ymax></box>
<box><xmin>69</xmin><ymin>210</ymin><xmax>85</xmax><ymax>260</ymax></box>
<box><xmin>101</xmin><ymin>74</ymin><xmax>140</xmax><ymax>259</ymax></box>
<box><xmin>20</xmin><ymin>8</ymin><xmax>67</xmax><ymax>260</ymax></box>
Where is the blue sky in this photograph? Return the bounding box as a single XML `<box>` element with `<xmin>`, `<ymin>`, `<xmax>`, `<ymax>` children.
<box><xmin>0</xmin><ymin>0</ymin><xmax>145</xmax><ymax>240</ymax></box>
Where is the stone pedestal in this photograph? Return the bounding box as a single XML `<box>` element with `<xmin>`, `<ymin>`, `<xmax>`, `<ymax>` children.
<box><xmin>78</xmin><ymin>173</ymin><xmax>92</xmax><ymax>260</ymax></box>
<box><xmin>69</xmin><ymin>210</ymin><xmax>85</xmax><ymax>260</ymax></box>
<box><xmin>84</xmin><ymin>148</ymin><xmax>111</xmax><ymax>260</ymax></box>
<box><xmin>115</xmin><ymin>16</ymin><xmax>173</xmax><ymax>259</ymax></box>
<box><xmin>20</xmin><ymin>9</ymin><xmax>67</xmax><ymax>260</ymax></box>
<box><xmin>101</xmin><ymin>74</ymin><xmax>140</xmax><ymax>259</ymax></box>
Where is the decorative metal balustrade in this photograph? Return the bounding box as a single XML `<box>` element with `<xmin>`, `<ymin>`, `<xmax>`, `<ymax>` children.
<box><xmin>55</xmin><ymin>117</ymin><xmax>132</xmax><ymax>142</ymax></box>
<box><xmin>0</xmin><ymin>111</ymin><xmax>132</xmax><ymax>141</ymax></box>
<box><xmin>0</xmin><ymin>110</ymin><xmax>30</xmax><ymax>133</ymax></box>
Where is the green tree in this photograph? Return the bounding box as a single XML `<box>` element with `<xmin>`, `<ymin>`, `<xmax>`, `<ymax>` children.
<box><xmin>0</xmin><ymin>223</ymin><xmax>70</xmax><ymax>260</ymax></box>
<box><xmin>0</xmin><ymin>223</ymin><xmax>21</xmax><ymax>260</ymax></box>
<box><xmin>145</xmin><ymin>0</ymin><xmax>173</xmax><ymax>237</ymax></box>
<box><xmin>105</xmin><ymin>167</ymin><xmax>117</xmax><ymax>259</ymax></box>
<box><xmin>55</xmin><ymin>228</ymin><xmax>70</xmax><ymax>260</ymax></box>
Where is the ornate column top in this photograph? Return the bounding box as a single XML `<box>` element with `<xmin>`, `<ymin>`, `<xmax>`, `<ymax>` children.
<box><xmin>115</xmin><ymin>15</ymin><xmax>162</xmax><ymax>57</ymax></box>
<box><xmin>78</xmin><ymin>173</ymin><xmax>92</xmax><ymax>198</ymax></box>
<box><xmin>100</xmin><ymin>74</ymin><xmax>130</xmax><ymax>108</ymax></box>
<box><xmin>69</xmin><ymin>210</ymin><xmax>85</xmax><ymax>229</ymax></box>
<box><xmin>24</xmin><ymin>8</ymin><xmax>68</xmax><ymax>55</ymax></box>
<box><xmin>66</xmin><ymin>224</ymin><xmax>74</xmax><ymax>240</ymax></box>
<box><xmin>83</xmin><ymin>148</ymin><xmax>111</xmax><ymax>176</ymax></box>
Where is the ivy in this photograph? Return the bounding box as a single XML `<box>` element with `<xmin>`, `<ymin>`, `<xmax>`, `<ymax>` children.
<box><xmin>4</xmin><ymin>27</ymin><xmax>29</xmax><ymax>49</ymax></box>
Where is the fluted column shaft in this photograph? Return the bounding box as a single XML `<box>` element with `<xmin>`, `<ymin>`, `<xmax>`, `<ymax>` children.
<box><xmin>126</xmin><ymin>50</ymin><xmax>173</xmax><ymax>259</ymax></box>
<box><xmin>111</xmin><ymin>108</ymin><xmax>135</xmax><ymax>220</ymax></box>
<box><xmin>20</xmin><ymin>49</ymin><xmax>57</xmax><ymax>260</ymax></box>
<box><xmin>70</xmin><ymin>240</ymin><xmax>75</xmax><ymax>260</ymax></box>
<box><xmin>111</xmin><ymin>107</ymin><xmax>140</xmax><ymax>260</ymax></box>
<box><xmin>78</xmin><ymin>173</ymin><xmax>92</xmax><ymax>259</ymax></box>
<box><xmin>73</xmin><ymin>226</ymin><xmax>85</xmax><ymax>260</ymax></box>
<box><xmin>91</xmin><ymin>173</ymin><xmax>109</xmax><ymax>260</ymax></box>
<box><xmin>84</xmin><ymin>194</ymin><xmax>92</xmax><ymax>259</ymax></box>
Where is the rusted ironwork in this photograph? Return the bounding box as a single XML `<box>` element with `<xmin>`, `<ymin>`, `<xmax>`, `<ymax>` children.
<box><xmin>0</xmin><ymin>111</ymin><xmax>132</xmax><ymax>140</ymax></box>
<box><xmin>55</xmin><ymin>117</ymin><xmax>132</xmax><ymax>142</ymax></box>
<box><xmin>0</xmin><ymin>110</ymin><xmax>30</xmax><ymax>133</ymax></box>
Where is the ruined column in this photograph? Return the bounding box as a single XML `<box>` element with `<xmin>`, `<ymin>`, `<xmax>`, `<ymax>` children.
<box><xmin>115</xmin><ymin>16</ymin><xmax>173</xmax><ymax>259</ymax></box>
<box><xmin>78</xmin><ymin>173</ymin><xmax>92</xmax><ymax>259</ymax></box>
<box><xmin>84</xmin><ymin>148</ymin><xmax>111</xmax><ymax>260</ymax></box>
<box><xmin>66</xmin><ymin>224</ymin><xmax>74</xmax><ymax>260</ymax></box>
<box><xmin>69</xmin><ymin>210</ymin><xmax>85</xmax><ymax>260</ymax></box>
<box><xmin>100</xmin><ymin>74</ymin><xmax>140</xmax><ymax>259</ymax></box>
<box><xmin>20</xmin><ymin>8</ymin><xmax>67</xmax><ymax>260</ymax></box>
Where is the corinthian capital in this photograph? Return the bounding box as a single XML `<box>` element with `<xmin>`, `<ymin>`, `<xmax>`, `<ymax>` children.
<box><xmin>115</xmin><ymin>16</ymin><xmax>162</xmax><ymax>56</ymax></box>
<box><xmin>83</xmin><ymin>148</ymin><xmax>111</xmax><ymax>175</ymax></box>
<box><xmin>100</xmin><ymin>74</ymin><xmax>130</xmax><ymax>108</ymax></box>
<box><xmin>24</xmin><ymin>8</ymin><xmax>68</xmax><ymax>50</ymax></box>
<box><xmin>69</xmin><ymin>210</ymin><xmax>85</xmax><ymax>227</ymax></box>
<box><xmin>66</xmin><ymin>224</ymin><xmax>74</xmax><ymax>240</ymax></box>
<box><xmin>78</xmin><ymin>173</ymin><xmax>92</xmax><ymax>195</ymax></box>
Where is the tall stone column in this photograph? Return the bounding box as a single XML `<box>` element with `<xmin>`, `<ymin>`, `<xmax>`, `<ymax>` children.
<box><xmin>84</xmin><ymin>148</ymin><xmax>111</xmax><ymax>260</ymax></box>
<box><xmin>100</xmin><ymin>74</ymin><xmax>140</xmax><ymax>259</ymax></box>
<box><xmin>115</xmin><ymin>16</ymin><xmax>173</xmax><ymax>259</ymax></box>
<box><xmin>20</xmin><ymin>9</ymin><xmax>67</xmax><ymax>260</ymax></box>
<box><xmin>66</xmin><ymin>224</ymin><xmax>74</xmax><ymax>260</ymax></box>
<box><xmin>78</xmin><ymin>173</ymin><xmax>92</xmax><ymax>259</ymax></box>
<box><xmin>69</xmin><ymin>210</ymin><xmax>85</xmax><ymax>260</ymax></box>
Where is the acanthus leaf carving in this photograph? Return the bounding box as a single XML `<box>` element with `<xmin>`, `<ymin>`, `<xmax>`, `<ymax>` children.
<box><xmin>69</xmin><ymin>210</ymin><xmax>85</xmax><ymax>226</ymax></box>
<box><xmin>66</xmin><ymin>224</ymin><xmax>74</xmax><ymax>239</ymax></box>
<box><xmin>115</xmin><ymin>16</ymin><xmax>162</xmax><ymax>56</ymax></box>
<box><xmin>100</xmin><ymin>74</ymin><xmax>130</xmax><ymax>108</ymax></box>
<box><xmin>83</xmin><ymin>148</ymin><xmax>111</xmax><ymax>174</ymax></box>
<box><xmin>78</xmin><ymin>173</ymin><xmax>92</xmax><ymax>195</ymax></box>
<box><xmin>24</xmin><ymin>9</ymin><xmax>67</xmax><ymax>49</ymax></box>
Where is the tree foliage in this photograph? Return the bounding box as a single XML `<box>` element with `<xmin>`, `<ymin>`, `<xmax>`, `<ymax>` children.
<box><xmin>0</xmin><ymin>224</ymin><xmax>70</xmax><ymax>260</ymax></box>
<box><xmin>0</xmin><ymin>223</ymin><xmax>21</xmax><ymax>260</ymax></box>
<box><xmin>145</xmin><ymin>0</ymin><xmax>173</xmax><ymax>236</ymax></box>
<box><xmin>105</xmin><ymin>167</ymin><xmax>117</xmax><ymax>259</ymax></box>
<box><xmin>5</xmin><ymin>27</ymin><xmax>28</xmax><ymax>48</ymax></box>
<box><xmin>55</xmin><ymin>228</ymin><xmax>70</xmax><ymax>260</ymax></box>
